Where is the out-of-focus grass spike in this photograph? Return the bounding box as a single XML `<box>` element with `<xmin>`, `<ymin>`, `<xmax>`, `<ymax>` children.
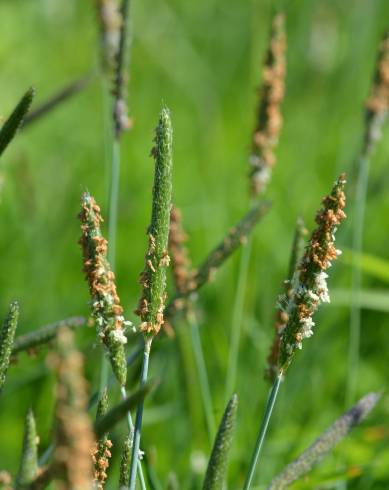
<box><xmin>113</xmin><ymin>0</ymin><xmax>132</xmax><ymax>138</ymax></box>
<box><xmin>202</xmin><ymin>394</ymin><xmax>238</xmax><ymax>490</ymax></box>
<box><xmin>51</xmin><ymin>327</ymin><xmax>95</xmax><ymax>489</ymax></box>
<box><xmin>0</xmin><ymin>301</ymin><xmax>19</xmax><ymax>394</ymax></box>
<box><xmin>12</xmin><ymin>316</ymin><xmax>86</xmax><ymax>356</ymax></box>
<box><xmin>94</xmin><ymin>381</ymin><xmax>155</xmax><ymax>438</ymax></box>
<box><xmin>15</xmin><ymin>409</ymin><xmax>39</xmax><ymax>489</ymax></box>
<box><xmin>267</xmin><ymin>392</ymin><xmax>381</xmax><ymax>490</ymax></box>
<box><xmin>165</xmin><ymin>201</ymin><xmax>271</xmax><ymax>319</ymax></box>
<box><xmin>0</xmin><ymin>88</ymin><xmax>34</xmax><ymax>157</ymax></box>
<box><xmin>22</xmin><ymin>76</ymin><xmax>90</xmax><ymax>129</ymax></box>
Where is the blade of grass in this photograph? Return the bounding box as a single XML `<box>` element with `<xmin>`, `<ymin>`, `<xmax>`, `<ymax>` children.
<box><xmin>187</xmin><ymin>308</ymin><xmax>215</xmax><ymax>443</ymax></box>
<box><xmin>0</xmin><ymin>88</ymin><xmax>34</xmax><ymax>157</ymax></box>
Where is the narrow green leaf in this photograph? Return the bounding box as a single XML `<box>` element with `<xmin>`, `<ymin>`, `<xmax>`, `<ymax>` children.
<box><xmin>15</xmin><ymin>409</ymin><xmax>39</xmax><ymax>489</ymax></box>
<box><xmin>202</xmin><ymin>394</ymin><xmax>238</xmax><ymax>490</ymax></box>
<box><xmin>94</xmin><ymin>381</ymin><xmax>155</xmax><ymax>438</ymax></box>
<box><xmin>267</xmin><ymin>392</ymin><xmax>380</xmax><ymax>490</ymax></box>
<box><xmin>0</xmin><ymin>88</ymin><xmax>34</xmax><ymax>156</ymax></box>
<box><xmin>342</xmin><ymin>248</ymin><xmax>389</xmax><ymax>283</ymax></box>
<box><xmin>0</xmin><ymin>301</ymin><xmax>19</xmax><ymax>393</ymax></box>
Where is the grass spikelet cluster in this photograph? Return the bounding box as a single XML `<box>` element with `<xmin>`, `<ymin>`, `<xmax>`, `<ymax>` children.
<box><xmin>79</xmin><ymin>192</ymin><xmax>129</xmax><ymax>386</ymax></box>
<box><xmin>136</xmin><ymin>107</ymin><xmax>173</xmax><ymax>336</ymax></box>
<box><xmin>92</xmin><ymin>389</ymin><xmax>113</xmax><ymax>489</ymax></box>
<box><xmin>95</xmin><ymin>0</ymin><xmax>122</xmax><ymax>74</ymax></box>
<box><xmin>249</xmin><ymin>12</ymin><xmax>286</xmax><ymax>196</ymax></box>
<box><xmin>278</xmin><ymin>175</ymin><xmax>347</xmax><ymax>371</ymax></box>
<box><xmin>50</xmin><ymin>327</ymin><xmax>94</xmax><ymax>489</ymax></box>
<box><xmin>265</xmin><ymin>218</ymin><xmax>307</xmax><ymax>382</ymax></box>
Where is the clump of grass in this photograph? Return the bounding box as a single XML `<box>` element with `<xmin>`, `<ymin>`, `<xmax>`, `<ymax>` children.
<box><xmin>79</xmin><ymin>192</ymin><xmax>130</xmax><ymax>386</ymax></box>
<box><xmin>249</xmin><ymin>12</ymin><xmax>286</xmax><ymax>196</ymax></box>
<box><xmin>267</xmin><ymin>392</ymin><xmax>380</xmax><ymax>489</ymax></box>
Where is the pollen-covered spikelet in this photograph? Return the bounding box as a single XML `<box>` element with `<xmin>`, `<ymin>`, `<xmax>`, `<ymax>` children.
<box><xmin>50</xmin><ymin>327</ymin><xmax>94</xmax><ymax>490</ymax></box>
<box><xmin>278</xmin><ymin>175</ymin><xmax>346</xmax><ymax>371</ymax></box>
<box><xmin>135</xmin><ymin>108</ymin><xmax>173</xmax><ymax>336</ymax></box>
<box><xmin>365</xmin><ymin>30</ymin><xmax>389</xmax><ymax>153</ymax></box>
<box><xmin>265</xmin><ymin>218</ymin><xmax>307</xmax><ymax>382</ymax></box>
<box><xmin>249</xmin><ymin>12</ymin><xmax>286</xmax><ymax>196</ymax></box>
<box><xmin>79</xmin><ymin>193</ymin><xmax>129</xmax><ymax>386</ymax></box>
<box><xmin>92</xmin><ymin>389</ymin><xmax>113</xmax><ymax>489</ymax></box>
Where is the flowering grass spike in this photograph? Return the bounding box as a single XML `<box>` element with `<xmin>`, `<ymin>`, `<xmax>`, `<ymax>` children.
<box><xmin>79</xmin><ymin>192</ymin><xmax>129</xmax><ymax>386</ymax></box>
<box><xmin>278</xmin><ymin>175</ymin><xmax>347</xmax><ymax>371</ymax></box>
<box><xmin>249</xmin><ymin>13</ymin><xmax>286</xmax><ymax>196</ymax></box>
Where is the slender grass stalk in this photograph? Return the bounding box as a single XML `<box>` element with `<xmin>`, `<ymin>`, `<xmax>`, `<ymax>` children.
<box><xmin>128</xmin><ymin>337</ymin><xmax>152</xmax><ymax>490</ymax></box>
<box><xmin>224</xmin><ymin>238</ymin><xmax>252</xmax><ymax>400</ymax></box>
<box><xmin>0</xmin><ymin>301</ymin><xmax>19</xmax><ymax>394</ymax></box>
<box><xmin>267</xmin><ymin>392</ymin><xmax>380</xmax><ymax>490</ymax></box>
<box><xmin>0</xmin><ymin>88</ymin><xmax>34</xmax><ymax>157</ymax></box>
<box><xmin>347</xmin><ymin>31</ymin><xmax>389</xmax><ymax>404</ymax></box>
<box><xmin>187</xmin><ymin>308</ymin><xmax>215</xmax><ymax>442</ymax></box>
<box><xmin>243</xmin><ymin>374</ymin><xmax>282</xmax><ymax>490</ymax></box>
<box><xmin>12</xmin><ymin>316</ymin><xmax>85</xmax><ymax>355</ymax></box>
<box><xmin>202</xmin><ymin>394</ymin><xmax>238</xmax><ymax>490</ymax></box>
<box><xmin>15</xmin><ymin>409</ymin><xmax>39</xmax><ymax>489</ymax></box>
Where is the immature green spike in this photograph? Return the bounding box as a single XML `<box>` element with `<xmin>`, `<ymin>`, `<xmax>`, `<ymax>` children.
<box><xmin>136</xmin><ymin>107</ymin><xmax>173</xmax><ymax>336</ymax></box>
<box><xmin>202</xmin><ymin>394</ymin><xmax>238</xmax><ymax>490</ymax></box>
<box><xmin>0</xmin><ymin>88</ymin><xmax>34</xmax><ymax>157</ymax></box>
<box><xmin>267</xmin><ymin>392</ymin><xmax>380</xmax><ymax>490</ymax></box>
<box><xmin>0</xmin><ymin>301</ymin><xmax>19</xmax><ymax>393</ymax></box>
<box><xmin>119</xmin><ymin>437</ymin><xmax>132</xmax><ymax>489</ymax></box>
<box><xmin>15</xmin><ymin>409</ymin><xmax>39</xmax><ymax>489</ymax></box>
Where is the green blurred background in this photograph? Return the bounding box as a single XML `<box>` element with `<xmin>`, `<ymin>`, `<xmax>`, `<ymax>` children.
<box><xmin>1</xmin><ymin>0</ymin><xmax>389</xmax><ymax>488</ymax></box>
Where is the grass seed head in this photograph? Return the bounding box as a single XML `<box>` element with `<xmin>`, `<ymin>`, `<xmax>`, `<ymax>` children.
<box><xmin>136</xmin><ymin>107</ymin><xmax>173</xmax><ymax>336</ymax></box>
<box><xmin>249</xmin><ymin>12</ymin><xmax>286</xmax><ymax>196</ymax></box>
<box><xmin>79</xmin><ymin>193</ymin><xmax>128</xmax><ymax>386</ymax></box>
<box><xmin>278</xmin><ymin>175</ymin><xmax>346</xmax><ymax>372</ymax></box>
